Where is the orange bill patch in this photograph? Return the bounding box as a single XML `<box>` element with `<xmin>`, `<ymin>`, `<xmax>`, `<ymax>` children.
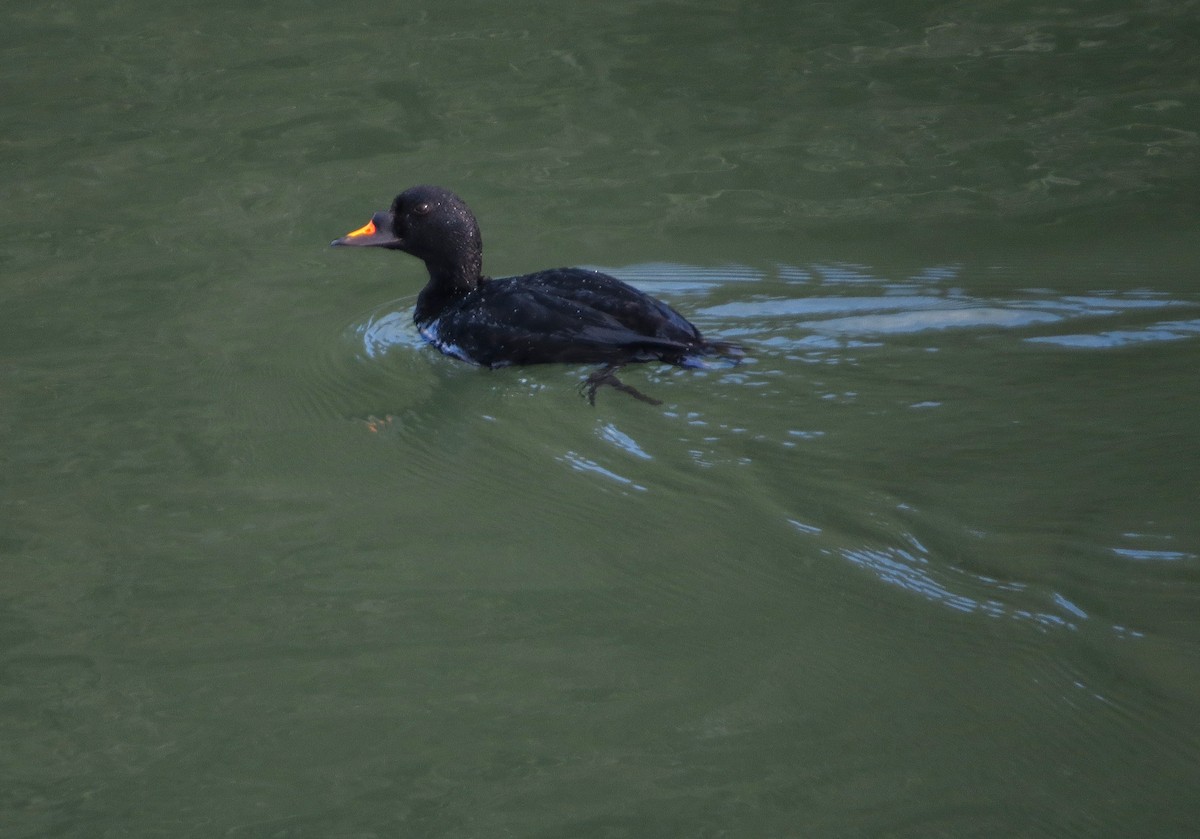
<box><xmin>345</xmin><ymin>219</ymin><xmax>376</xmax><ymax>238</ymax></box>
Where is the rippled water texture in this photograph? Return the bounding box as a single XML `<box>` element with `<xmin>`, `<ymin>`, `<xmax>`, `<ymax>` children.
<box><xmin>3</xmin><ymin>1</ymin><xmax>1199</xmax><ymax>837</ymax></box>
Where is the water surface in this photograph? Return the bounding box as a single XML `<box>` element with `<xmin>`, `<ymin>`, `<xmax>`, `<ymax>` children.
<box><xmin>3</xmin><ymin>1</ymin><xmax>1199</xmax><ymax>836</ymax></box>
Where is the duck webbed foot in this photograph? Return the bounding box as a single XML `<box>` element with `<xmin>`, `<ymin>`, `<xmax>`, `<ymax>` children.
<box><xmin>580</xmin><ymin>364</ymin><xmax>662</xmax><ymax>406</ymax></box>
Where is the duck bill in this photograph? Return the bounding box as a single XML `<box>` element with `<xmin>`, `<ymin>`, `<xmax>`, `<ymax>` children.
<box><xmin>330</xmin><ymin>211</ymin><xmax>401</xmax><ymax>247</ymax></box>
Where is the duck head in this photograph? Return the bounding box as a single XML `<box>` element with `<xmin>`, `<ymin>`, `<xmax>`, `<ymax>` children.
<box><xmin>332</xmin><ymin>185</ymin><xmax>484</xmax><ymax>290</ymax></box>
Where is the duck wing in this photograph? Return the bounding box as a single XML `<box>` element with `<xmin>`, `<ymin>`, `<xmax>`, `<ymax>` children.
<box><xmin>422</xmin><ymin>278</ymin><xmax>699</xmax><ymax>368</ymax></box>
<box><xmin>514</xmin><ymin>268</ymin><xmax>704</xmax><ymax>345</ymax></box>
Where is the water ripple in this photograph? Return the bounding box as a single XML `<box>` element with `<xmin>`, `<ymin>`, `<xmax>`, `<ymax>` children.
<box><xmin>1111</xmin><ymin>547</ymin><xmax>1197</xmax><ymax>563</ymax></box>
<box><xmin>697</xmin><ymin>274</ymin><xmax>1195</xmax><ymax>346</ymax></box>
<box><xmin>557</xmin><ymin>451</ymin><xmax>647</xmax><ymax>493</ymax></box>
<box><xmin>354</xmin><ymin>300</ymin><xmax>423</xmax><ymax>360</ymax></box>
<box><xmin>836</xmin><ymin>541</ymin><xmax>1083</xmax><ymax>632</ymax></box>
<box><xmin>785</xmin><ymin>512</ymin><xmax>1156</xmax><ymax>639</ymax></box>
<box><xmin>597</xmin><ymin>422</ymin><xmax>653</xmax><ymax>461</ymax></box>
<box><xmin>1025</xmin><ymin>318</ymin><xmax>1200</xmax><ymax>348</ymax></box>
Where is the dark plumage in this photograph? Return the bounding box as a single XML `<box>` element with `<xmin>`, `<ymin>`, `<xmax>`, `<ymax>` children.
<box><xmin>331</xmin><ymin>185</ymin><xmax>742</xmax><ymax>404</ymax></box>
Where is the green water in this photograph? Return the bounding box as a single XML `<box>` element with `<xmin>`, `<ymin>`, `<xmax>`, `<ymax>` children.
<box><xmin>4</xmin><ymin>2</ymin><xmax>1199</xmax><ymax>836</ymax></box>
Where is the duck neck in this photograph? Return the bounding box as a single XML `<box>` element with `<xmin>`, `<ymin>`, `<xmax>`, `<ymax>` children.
<box><xmin>413</xmin><ymin>255</ymin><xmax>484</xmax><ymax>324</ymax></box>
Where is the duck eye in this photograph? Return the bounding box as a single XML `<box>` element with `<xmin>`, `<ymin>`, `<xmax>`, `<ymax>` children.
<box><xmin>413</xmin><ymin>202</ymin><xmax>432</xmax><ymax>216</ymax></box>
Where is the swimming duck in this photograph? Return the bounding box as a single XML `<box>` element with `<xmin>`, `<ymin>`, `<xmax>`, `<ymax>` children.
<box><xmin>331</xmin><ymin>185</ymin><xmax>742</xmax><ymax>404</ymax></box>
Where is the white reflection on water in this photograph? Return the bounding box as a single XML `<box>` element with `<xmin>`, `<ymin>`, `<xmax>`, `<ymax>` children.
<box><xmin>697</xmin><ymin>276</ymin><xmax>1194</xmax><ymax>345</ymax></box>
<box><xmin>804</xmin><ymin>305</ymin><xmax>1062</xmax><ymax>334</ymax></box>
<box><xmin>609</xmin><ymin>261</ymin><xmax>1200</xmax><ymax>361</ymax></box>
<box><xmin>557</xmin><ymin>451</ymin><xmax>647</xmax><ymax>492</ymax></box>
<box><xmin>788</xmin><ymin>521</ymin><xmax>1092</xmax><ymax>633</ymax></box>
<box><xmin>355</xmin><ymin>306</ymin><xmax>420</xmax><ymax>359</ymax></box>
<box><xmin>1026</xmin><ymin>318</ymin><xmax>1200</xmax><ymax>348</ymax></box>
<box><xmin>598</xmin><ymin>422</ymin><xmax>653</xmax><ymax>460</ymax></box>
<box><xmin>838</xmin><ymin>543</ymin><xmax>1081</xmax><ymax>631</ymax></box>
<box><xmin>1111</xmin><ymin>547</ymin><xmax>1197</xmax><ymax>562</ymax></box>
